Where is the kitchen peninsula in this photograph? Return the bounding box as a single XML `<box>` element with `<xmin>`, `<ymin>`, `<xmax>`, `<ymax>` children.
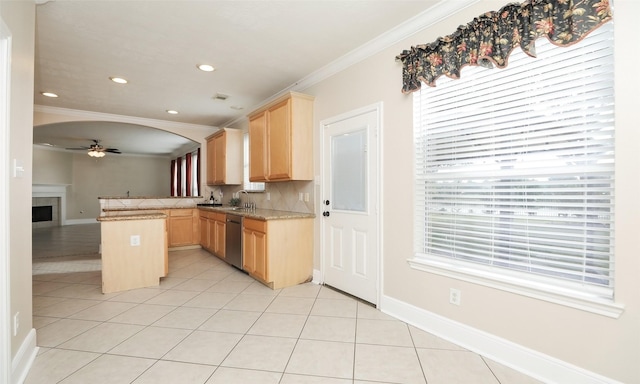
<box><xmin>98</xmin><ymin>196</ymin><xmax>315</xmax><ymax>292</ymax></box>
<box><xmin>98</xmin><ymin>196</ymin><xmax>200</xmax><ymax>293</ymax></box>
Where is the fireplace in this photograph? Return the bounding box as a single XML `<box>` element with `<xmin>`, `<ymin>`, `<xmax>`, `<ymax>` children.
<box><xmin>32</xmin><ymin>205</ymin><xmax>53</xmax><ymax>222</ymax></box>
<box><xmin>32</xmin><ymin>185</ymin><xmax>67</xmax><ymax>228</ymax></box>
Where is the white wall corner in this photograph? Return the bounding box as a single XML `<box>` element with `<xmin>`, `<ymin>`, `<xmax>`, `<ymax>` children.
<box><xmin>312</xmin><ymin>269</ymin><xmax>322</xmax><ymax>285</ymax></box>
<box><xmin>379</xmin><ymin>294</ymin><xmax>623</xmax><ymax>384</ymax></box>
<box><xmin>11</xmin><ymin>328</ymin><xmax>38</xmax><ymax>384</ymax></box>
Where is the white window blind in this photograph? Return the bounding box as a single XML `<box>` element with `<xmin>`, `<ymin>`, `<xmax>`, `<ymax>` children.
<box><xmin>413</xmin><ymin>22</ymin><xmax>615</xmax><ymax>300</ymax></box>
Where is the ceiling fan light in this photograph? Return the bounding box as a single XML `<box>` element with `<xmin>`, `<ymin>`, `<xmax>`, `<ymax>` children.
<box><xmin>41</xmin><ymin>92</ymin><xmax>58</xmax><ymax>98</ymax></box>
<box><xmin>109</xmin><ymin>77</ymin><xmax>128</xmax><ymax>84</ymax></box>
<box><xmin>88</xmin><ymin>150</ymin><xmax>105</xmax><ymax>158</ymax></box>
<box><xmin>197</xmin><ymin>64</ymin><xmax>215</xmax><ymax>72</ymax></box>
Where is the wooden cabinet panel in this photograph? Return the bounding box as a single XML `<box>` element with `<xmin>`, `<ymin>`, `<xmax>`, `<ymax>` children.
<box><xmin>248</xmin><ymin>92</ymin><xmax>314</xmax><ymax>182</ymax></box>
<box><xmin>206</xmin><ymin>128</ymin><xmax>243</xmax><ymax>185</ymax></box>
<box><xmin>242</xmin><ymin>219</ymin><xmax>267</xmax><ymax>281</ymax></box>
<box><xmin>249</xmin><ymin>113</ymin><xmax>267</xmax><ymax>182</ymax></box>
<box><xmin>199</xmin><ymin>209</ymin><xmax>226</xmax><ymax>259</ymax></box>
<box><xmin>168</xmin><ymin>209</ymin><xmax>198</xmax><ymax>247</ymax></box>
<box><xmin>266</xmin><ymin>99</ymin><xmax>291</xmax><ymax>180</ymax></box>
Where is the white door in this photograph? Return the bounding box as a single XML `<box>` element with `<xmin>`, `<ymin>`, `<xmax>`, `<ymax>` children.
<box><xmin>322</xmin><ymin>107</ymin><xmax>379</xmax><ymax>305</ymax></box>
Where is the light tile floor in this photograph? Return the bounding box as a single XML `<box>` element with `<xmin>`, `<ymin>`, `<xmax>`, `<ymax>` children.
<box><xmin>29</xmin><ymin>224</ymin><xmax>543</xmax><ymax>384</ymax></box>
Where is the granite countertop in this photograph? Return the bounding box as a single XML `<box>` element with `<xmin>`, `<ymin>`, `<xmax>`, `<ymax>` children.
<box><xmin>197</xmin><ymin>206</ymin><xmax>315</xmax><ymax>220</ymax></box>
<box><xmin>99</xmin><ymin>196</ymin><xmax>203</xmax><ymax>199</ymax></box>
<box><xmin>97</xmin><ymin>212</ymin><xmax>168</xmax><ymax>222</ymax></box>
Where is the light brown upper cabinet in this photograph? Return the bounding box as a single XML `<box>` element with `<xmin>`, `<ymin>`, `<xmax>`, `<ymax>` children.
<box><xmin>206</xmin><ymin>128</ymin><xmax>243</xmax><ymax>185</ymax></box>
<box><xmin>247</xmin><ymin>92</ymin><xmax>314</xmax><ymax>182</ymax></box>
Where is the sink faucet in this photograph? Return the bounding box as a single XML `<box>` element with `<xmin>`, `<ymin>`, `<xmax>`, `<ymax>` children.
<box><xmin>237</xmin><ymin>190</ymin><xmax>255</xmax><ymax>210</ymax></box>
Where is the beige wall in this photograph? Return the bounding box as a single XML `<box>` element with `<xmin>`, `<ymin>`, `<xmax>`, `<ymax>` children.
<box><xmin>33</xmin><ymin>146</ymin><xmax>171</xmax><ymax>221</ymax></box>
<box><xmin>33</xmin><ymin>108</ymin><xmax>218</xmax><ymax>200</ymax></box>
<box><xmin>304</xmin><ymin>1</ymin><xmax>639</xmax><ymax>382</ymax></box>
<box><xmin>2</xmin><ymin>0</ymin><xmax>35</xmax><ymax>366</ymax></box>
<box><xmin>32</xmin><ymin>146</ymin><xmax>72</xmax><ymax>185</ymax></box>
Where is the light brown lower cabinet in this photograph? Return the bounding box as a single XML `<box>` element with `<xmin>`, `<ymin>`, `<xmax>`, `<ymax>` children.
<box><xmin>199</xmin><ymin>210</ymin><xmax>226</xmax><ymax>259</ymax></box>
<box><xmin>168</xmin><ymin>209</ymin><xmax>199</xmax><ymax>248</ymax></box>
<box><xmin>242</xmin><ymin>217</ymin><xmax>313</xmax><ymax>289</ymax></box>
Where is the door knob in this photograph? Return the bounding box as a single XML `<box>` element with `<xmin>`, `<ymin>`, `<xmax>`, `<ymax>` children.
<box><xmin>323</xmin><ymin>211</ymin><xmax>330</xmax><ymax>217</ymax></box>
<box><xmin>323</xmin><ymin>200</ymin><xmax>330</xmax><ymax>206</ymax></box>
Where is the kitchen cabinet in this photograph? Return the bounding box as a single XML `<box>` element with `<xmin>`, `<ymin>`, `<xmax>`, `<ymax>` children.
<box><xmin>248</xmin><ymin>92</ymin><xmax>314</xmax><ymax>182</ymax></box>
<box><xmin>100</xmin><ymin>215</ymin><xmax>167</xmax><ymax>293</ymax></box>
<box><xmin>199</xmin><ymin>210</ymin><xmax>226</xmax><ymax>259</ymax></box>
<box><xmin>206</xmin><ymin>128</ymin><xmax>243</xmax><ymax>185</ymax></box>
<box><xmin>242</xmin><ymin>217</ymin><xmax>313</xmax><ymax>289</ymax></box>
<box><xmin>168</xmin><ymin>209</ymin><xmax>199</xmax><ymax>247</ymax></box>
<box><xmin>242</xmin><ymin>218</ymin><xmax>267</xmax><ymax>281</ymax></box>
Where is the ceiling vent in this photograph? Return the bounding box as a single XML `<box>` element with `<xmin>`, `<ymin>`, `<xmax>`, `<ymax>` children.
<box><xmin>213</xmin><ymin>93</ymin><xmax>229</xmax><ymax>101</ymax></box>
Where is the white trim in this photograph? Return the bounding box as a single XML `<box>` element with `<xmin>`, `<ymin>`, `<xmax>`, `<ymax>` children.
<box><xmin>65</xmin><ymin>218</ymin><xmax>98</xmax><ymax>226</ymax></box>
<box><xmin>33</xmin><ymin>105</ymin><xmax>216</xmax><ymax>132</ymax></box>
<box><xmin>312</xmin><ymin>268</ymin><xmax>322</xmax><ymax>285</ymax></box>
<box><xmin>10</xmin><ymin>329</ymin><xmax>38</xmax><ymax>384</ymax></box>
<box><xmin>319</xmin><ymin>102</ymin><xmax>383</xmax><ymax>306</ymax></box>
<box><xmin>380</xmin><ymin>294</ymin><xmax>623</xmax><ymax>384</ymax></box>
<box><xmin>221</xmin><ymin>0</ymin><xmax>480</xmax><ymax>128</ymax></box>
<box><xmin>408</xmin><ymin>257</ymin><xmax>624</xmax><ymax>319</ymax></box>
<box><xmin>0</xmin><ymin>16</ymin><xmax>11</xmax><ymax>384</ymax></box>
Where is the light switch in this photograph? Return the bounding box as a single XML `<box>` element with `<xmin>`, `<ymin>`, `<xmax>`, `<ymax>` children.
<box><xmin>13</xmin><ymin>159</ymin><xmax>25</xmax><ymax>178</ymax></box>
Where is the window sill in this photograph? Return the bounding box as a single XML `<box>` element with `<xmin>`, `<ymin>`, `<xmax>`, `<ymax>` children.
<box><xmin>407</xmin><ymin>257</ymin><xmax>625</xmax><ymax>319</ymax></box>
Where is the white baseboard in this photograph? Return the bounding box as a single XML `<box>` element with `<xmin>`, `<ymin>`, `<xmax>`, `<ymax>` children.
<box><xmin>11</xmin><ymin>328</ymin><xmax>38</xmax><ymax>384</ymax></box>
<box><xmin>312</xmin><ymin>269</ymin><xmax>322</xmax><ymax>285</ymax></box>
<box><xmin>379</xmin><ymin>294</ymin><xmax>621</xmax><ymax>384</ymax></box>
<box><xmin>64</xmin><ymin>219</ymin><xmax>98</xmax><ymax>225</ymax></box>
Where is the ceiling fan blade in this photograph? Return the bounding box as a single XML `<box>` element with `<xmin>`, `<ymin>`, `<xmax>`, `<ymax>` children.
<box><xmin>65</xmin><ymin>146</ymin><xmax>90</xmax><ymax>150</ymax></box>
<box><xmin>105</xmin><ymin>148</ymin><xmax>121</xmax><ymax>153</ymax></box>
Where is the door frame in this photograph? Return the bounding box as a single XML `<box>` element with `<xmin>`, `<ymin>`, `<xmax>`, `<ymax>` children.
<box><xmin>0</xmin><ymin>16</ymin><xmax>11</xmax><ymax>384</ymax></box>
<box><xmin>319</xmin><ymin>102</ymin><xmax>383</xmax><ymax>305</ymax></box>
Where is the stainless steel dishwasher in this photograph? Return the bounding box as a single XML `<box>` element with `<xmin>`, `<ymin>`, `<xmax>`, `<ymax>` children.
<box><xmin>225</xmin><ymin>214</ymin><xmax>243</xmax><ymax>269</ymax></box>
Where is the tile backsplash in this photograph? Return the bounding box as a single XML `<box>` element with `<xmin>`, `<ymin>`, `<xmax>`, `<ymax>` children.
<box><xmin>211</xmin><ymin>180</ymin><xmax>315</xmax><ymax>214</ymax></box>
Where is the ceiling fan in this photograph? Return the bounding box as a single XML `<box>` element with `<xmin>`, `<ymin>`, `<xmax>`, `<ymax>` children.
<box><xmin>66</xmin><ymin>139</ymin><xmax>121</xmax><ymax>157</ymax></box>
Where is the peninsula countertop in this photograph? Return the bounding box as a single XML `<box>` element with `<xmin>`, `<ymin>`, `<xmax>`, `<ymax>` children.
<box><xmin>100</xmin><ymin>205</ymin><xmax>315</xmax><ymax>221</ymax></box>
<box><xmin>197</xmin><ymin>205</ymin><xmax>315</xmax><ymax>220</ymax></box>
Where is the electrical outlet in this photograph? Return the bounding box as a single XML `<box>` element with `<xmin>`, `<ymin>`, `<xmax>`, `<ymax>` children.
<box><xmin>130</xmin><ymin>235</ymin><xmax>141</xmax><ymax>246</ymax></box>
<box><xmin>266</xmin><ymin>192</ymin><xmax>271</xmax><ymax>201</ymax></box>
<box><xmin>13</xmin><ymin>312</ymin><xmax>19</xmax><ymax>336</ymax></box>
<box><xmin>304</xmin><ymin>193</ymin><xmax>309</xmax><ymax>202</ymax></box>
<box><xmin>299</xmin><ymin>192</ymin><xmax>304</xmax><ymax>201</ymax></box>
<box><xmin>449</xmin><ymin>288</ymin><xmax>461</xmax><ymax>306</ymax></box>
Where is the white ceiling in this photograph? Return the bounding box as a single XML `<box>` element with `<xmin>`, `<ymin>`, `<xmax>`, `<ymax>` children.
<box><xmin>33</xmin><ymin>0</ymin><xmax>441</xmax><ymax>156</ymax></box>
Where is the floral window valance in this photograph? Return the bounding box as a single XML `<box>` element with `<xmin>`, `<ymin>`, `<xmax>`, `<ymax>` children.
<box><xmin>396</xmin><ymin>0</ymin><xmax>612</xmax><ymax>93</ymax></box>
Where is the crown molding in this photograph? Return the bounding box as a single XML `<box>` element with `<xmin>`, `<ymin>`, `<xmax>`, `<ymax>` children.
<box><xmin>33</xmin><ymin>105</ymin><xmax>217</xmax><ymax>132</ymax></box>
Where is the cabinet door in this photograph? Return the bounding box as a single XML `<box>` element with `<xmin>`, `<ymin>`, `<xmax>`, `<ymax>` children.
<box><xmin>242</xmin><ymin>228</ymin><xmax>255</xmax><ymax>273</ymax></box>
<box><xmin>249</xmin><ymin>113</ymin><xmax>267</xmax><ymax>182</ymax></box>
<box><xmin>213</xmin><ymin>132</ymin><xmax>226</xmax><ymax>184</ymax></box>
<box><xmin>206</xmin><ymin>137</ymin><xmax>216</xmax><ymax>185</ymax></box>
<box><xmin>199</xmin><ymin>216</ymin><xmax>209</xmax><ymax>249</ymax></box>
<box><xmin>214</xmin><ymin>219</ymin><xmax>226</xmax><ymax>258</ymax></box>
<box><xmin>207</xmin><ymin>218</ymin><xmax>216</xmax><ymax>253</ymax></box>
<box><xmin>169</xmin><ymin>216</ymin><xmax>193</xmax><ymax>247</ymax></box>
<box><xmin>267</xmin><ymin>99</ymin><xmax>292</xmax><ymax>180</ymax></box>
<box><xmin>252</xmin><ymin>230</ymin><xmax>268</xmax><ymax>281</ymax></box>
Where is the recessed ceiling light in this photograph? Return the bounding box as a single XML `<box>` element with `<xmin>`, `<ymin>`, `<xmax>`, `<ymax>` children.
<box><xmin>197</xmin><ymin>64</ymin><xmax>215</xmax><ymax>72</ymax></box>
<box><xmin>109</xmin><ymin>77</ymin><xmax>128</xmax><ymax>84</ymax></box>
<box><xmin>41</xmin><ymin>92</ymin><xmax>58</xmax><ymax>98</ymax></box>
<box><xmin>166</xmin><ymin>110</ymin><xmax>179</xmax><ymax>114</ymax></box>
<box><xmin>230</xmin><ymin>106</ymin><xmax>244</xmax><ymax>110</ymax></box>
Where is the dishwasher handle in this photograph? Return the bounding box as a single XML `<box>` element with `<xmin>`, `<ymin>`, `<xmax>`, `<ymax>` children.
<box><xmin>226</xmin><ymin>216</ymin><xmax>242</xmax><ymax>224</ymax></box>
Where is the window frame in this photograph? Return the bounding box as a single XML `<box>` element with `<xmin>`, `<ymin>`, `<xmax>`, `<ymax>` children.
<box><xmin>409</xmin><ymin>22</ymin><xmax>623</xmax><ymax>318</ymax></box>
